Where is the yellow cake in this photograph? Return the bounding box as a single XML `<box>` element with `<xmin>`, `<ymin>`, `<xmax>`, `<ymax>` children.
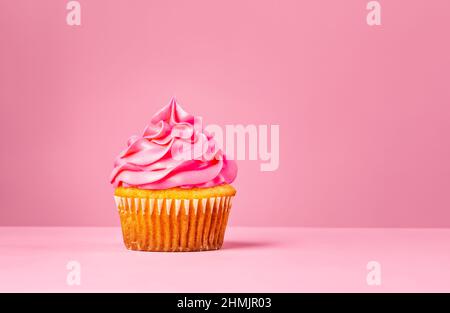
<box><xmin>115</xmin><ymin>185</ymin><xmax>236</xmax><ymax>251</ymax></box>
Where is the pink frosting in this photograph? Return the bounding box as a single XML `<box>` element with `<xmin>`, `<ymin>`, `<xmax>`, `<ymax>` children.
<box><xmin>110</xmin><ymin>98</ymin><xmax>237</xmax><ymax>189</ymax></box>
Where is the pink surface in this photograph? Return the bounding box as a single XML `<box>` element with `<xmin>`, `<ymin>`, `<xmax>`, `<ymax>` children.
<box><xmin>1</xmin><ymin>1</ymin><xmax>450</xmax><ymax>227</ymax></box>
<box><xmin>1</xmin><ymin>227</ymin><xmax>450</xmax><ymax>292</ymax></box>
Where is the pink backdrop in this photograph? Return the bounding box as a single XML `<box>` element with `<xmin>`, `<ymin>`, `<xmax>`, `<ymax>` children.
<box><xmin>1</xmin><ymin>0</ymin><xmax>449</xmax><ymax>227</ymax></box>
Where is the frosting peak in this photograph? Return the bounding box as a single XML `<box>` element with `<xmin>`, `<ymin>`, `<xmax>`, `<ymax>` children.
<box><xmin>110</xmin><ymin>98</ymin><xmax>237</xmax><ymax>189</ymax></box>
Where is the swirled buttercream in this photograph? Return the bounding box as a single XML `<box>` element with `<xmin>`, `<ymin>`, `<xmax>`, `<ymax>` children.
<box><xmin>110</xmin><ymin>98</ymin><xmax>237</xmax><ymax>189</ymax></box>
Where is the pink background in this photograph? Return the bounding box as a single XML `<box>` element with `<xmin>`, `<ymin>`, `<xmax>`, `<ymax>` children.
<box><xmin>1</xmin><ymin>0</ymin><xmax>449</xmax><ymax>227</ymax></box>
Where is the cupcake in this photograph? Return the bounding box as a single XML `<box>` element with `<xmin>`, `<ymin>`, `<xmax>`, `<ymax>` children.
<box><xmin>110</xmin><ymin>98</ymin><xmax>237</xmax><ymax>251</ymax></box>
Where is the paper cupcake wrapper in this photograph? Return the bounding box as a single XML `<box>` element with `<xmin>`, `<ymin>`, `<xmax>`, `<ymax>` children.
<box><xmin>114</xmin><ymin>196</ymin><xmax>233</xmax><ymax>252</ymax></box>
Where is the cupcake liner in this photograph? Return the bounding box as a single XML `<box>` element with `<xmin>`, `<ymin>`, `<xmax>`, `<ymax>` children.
<box><xmin>114</xmin><ymin>195</ymin><xmax>233</xmax><ymax>251</ymax></box>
